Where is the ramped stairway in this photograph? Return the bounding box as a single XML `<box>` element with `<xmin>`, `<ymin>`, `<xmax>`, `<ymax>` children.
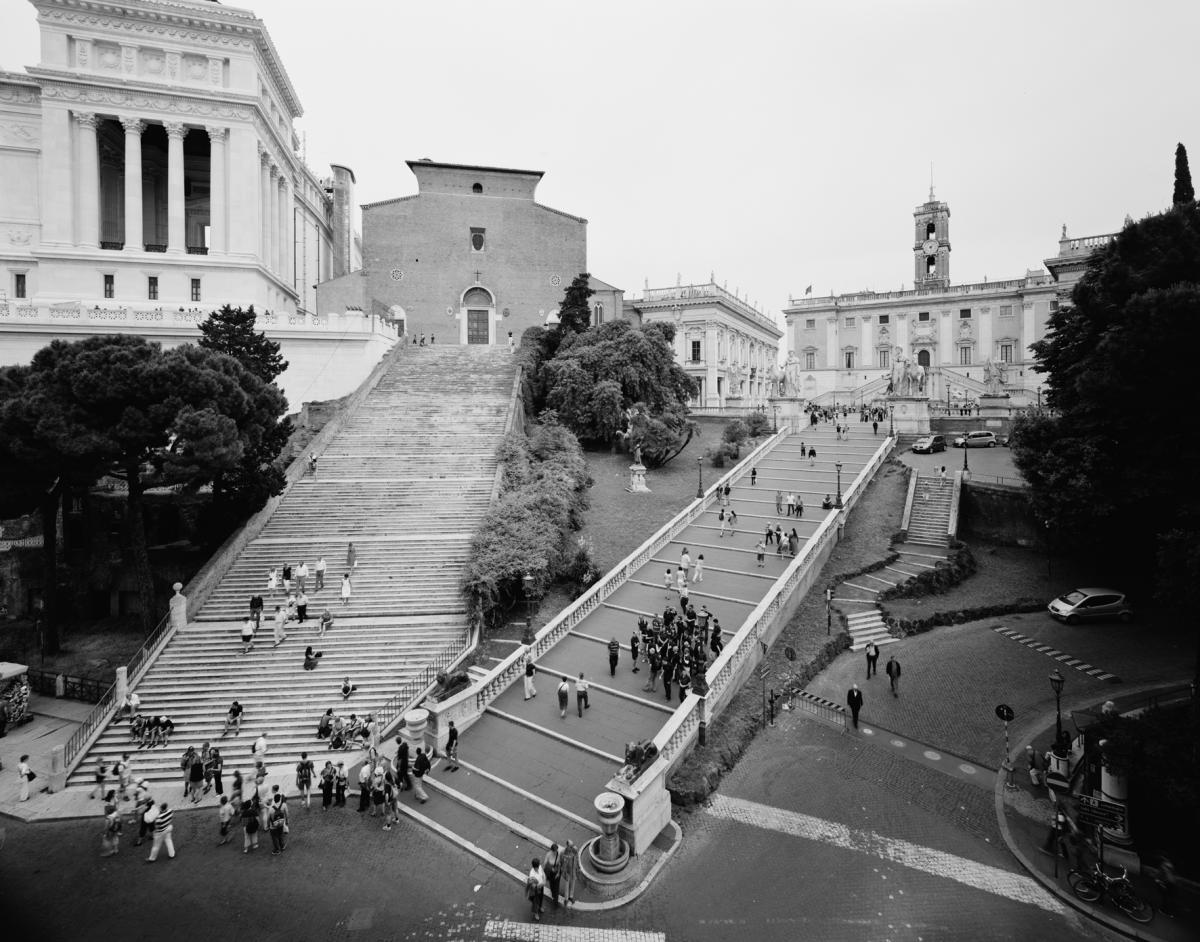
<box><xmin>67</xmin><ymin>345</ymin><xmax>517</xmax><ymax>790</ymax></box>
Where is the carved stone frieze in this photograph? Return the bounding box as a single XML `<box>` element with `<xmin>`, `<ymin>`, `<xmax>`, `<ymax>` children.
<box><xmin>39</xmin><ymin>82</ymin><xmax>251</xmax><ymax>121</ymax></box>
<box><xmin>0</xmin><ymin>120</ymin><xmax>41</xmax><ymax>147</ymax></box>
<box><xmin>0</xmin><ymin>84</ymin><xmax>40</xmax><ymax>105</ymax></box>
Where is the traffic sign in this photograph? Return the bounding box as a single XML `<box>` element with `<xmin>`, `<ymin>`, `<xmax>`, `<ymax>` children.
<box><xmin>758</xmin><ymin>665</ymin><xmax>771</xmax><ymax>680</ymax></box>
<box><xmin>784</xmin><ymin>645</ymin><xmax>796</xmax><ymax>662</ymax></box>
<box><xmin>1077</xmin><ymin>795</ymin><xmax>1126</xmax><ymax>829</ymax></box>
<box><xmin>995</xmin><ymin>704</ymin><xmax>1014</xmax><ymax>723</ymax></box>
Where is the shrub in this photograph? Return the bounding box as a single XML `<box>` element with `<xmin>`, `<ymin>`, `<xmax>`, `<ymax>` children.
<box><xmin>745</xmin><ymin>412</ymin><xmax>771</xmax><ymax>437</ymax></box>
<box><xmin>722</xmin><ymin>419</ymin><xmax>749</xmax><ymax>445</ymax></box>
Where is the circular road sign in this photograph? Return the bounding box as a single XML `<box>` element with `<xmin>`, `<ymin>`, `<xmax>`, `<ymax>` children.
<box><xmin>995</xmin><ymin>704</ymin><xmax>1015</xmax><ymax>723</ymax></box>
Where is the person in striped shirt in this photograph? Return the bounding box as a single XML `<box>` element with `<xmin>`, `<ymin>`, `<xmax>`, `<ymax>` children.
<box><xmin>145</xmin><ymin>801</ymin><xmax>175</xmax><ymax>861</ymax></box>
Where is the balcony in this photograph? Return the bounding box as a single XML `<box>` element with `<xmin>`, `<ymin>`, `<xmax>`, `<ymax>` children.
<box><xmin>100</xmin><ymin>241</ymin><xmax>124</xmax><ymax>251</ymax></box>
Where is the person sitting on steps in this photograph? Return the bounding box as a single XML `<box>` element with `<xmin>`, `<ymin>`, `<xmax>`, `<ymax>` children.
<box><xmin>340</xmin><ymin>676</ymin><xmax>357</xmax><ymax>700</ymax></box>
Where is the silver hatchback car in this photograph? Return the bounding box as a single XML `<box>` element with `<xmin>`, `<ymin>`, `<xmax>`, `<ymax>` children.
<box><xmin>1047</xmin><ymin>587</ymin><xmax>1133</xmax><ymax>625</ymax></box>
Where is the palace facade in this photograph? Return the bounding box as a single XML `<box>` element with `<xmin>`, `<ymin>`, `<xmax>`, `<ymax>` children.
<box><xmin>781</xmin><ymin>189</ymin><xmax>1116</xmax><ymax>407</ymax></box>
<box><xmin>0</xmin><ymin>0</ymin><xmax>385</xmax><ymax>409</ymax></box>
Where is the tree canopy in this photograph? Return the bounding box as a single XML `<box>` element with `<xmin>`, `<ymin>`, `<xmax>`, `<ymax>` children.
<box><xmin>1175</xmin><ymin>142</ymin><xmax>1195</xmax><ymax>206</ymax></box>
<box><xmin>1012</xmin><ymin>195</ymin><xmax>1200</xmax><ymax>600</ymax></box>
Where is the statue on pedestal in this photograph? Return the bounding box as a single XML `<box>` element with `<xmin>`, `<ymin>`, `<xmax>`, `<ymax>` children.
<box><xmin>983</xmin><ymin>357</ymin><xmax>1007</xmax><ymax>396</ymax></box>
<box><xmin>783</xmin><ymin>351</ymin><xmax>802</xmax><ymax>398</ymax></box>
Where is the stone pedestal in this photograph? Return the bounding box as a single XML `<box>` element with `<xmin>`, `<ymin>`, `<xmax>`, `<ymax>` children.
<box><xmin>115</xmin><ymin>666</ymin><xmax>128</xmax><ymax>705</ymax></box>
<box><xmin>168</xmin><ymin>582</ymin><xmax>187</xmax><ymax>632</ymax></box>
<box><xmin>978</xmin><ymin>394</ymin><xmax>1012</xmax><ymax>420</ymax></box>
<box><xmin>49</xmin><ymin>743</ymin><xmax>66</xmax><ymax>793</ymax></box>
<box><xmin>626</xmin><ymin>463</ymin><xmax>651</xmax><ymax>494</ymax></box>
<box><xmin>768</xmin><ymin>396</ymin><xmax>807</xmax><ymax>431</ymax></box>
<box><xmin>586</xmin><ymin>791</ymin><xmax>631</xmax><ymax>873</ymax></box>
<box><xmin>886</xmin><ymin>396</ymin><xmax>932</xmax><ymax>435</ymax></box>
<box><xmin>401</xmin><ymin>708</ymin><xmax>429</xmax><ymax>755</ymax></box>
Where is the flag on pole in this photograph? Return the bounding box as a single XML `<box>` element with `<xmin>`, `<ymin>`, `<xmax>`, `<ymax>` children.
<box><xmin>804</xmin><ymin>285</ymin><xmax>812</xmax><ymax>296</ymax></box>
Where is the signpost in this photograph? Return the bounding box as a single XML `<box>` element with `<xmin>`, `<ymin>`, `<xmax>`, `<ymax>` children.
<box><xmin>995</xmin><ymin>704</ymin><xmax>1017</xmax><ymax>790</ymax></box>
<box><xmin>1078</xmin><ymin>796</ymin><xmax>1127</xmax><ymax>866</ymax></box>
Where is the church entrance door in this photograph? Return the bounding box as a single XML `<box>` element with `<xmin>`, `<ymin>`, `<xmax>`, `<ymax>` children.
<box><xmin>467</xmin><ymin>310</ymin><xmax>489</xmax><ymax>344</ymax></box>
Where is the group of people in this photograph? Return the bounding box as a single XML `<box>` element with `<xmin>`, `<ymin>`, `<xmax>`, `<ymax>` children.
<box><xmin>773</xmin><ymin>490</ymin><xmax>806</xmax><ymax>518</ymax></box>
<box><xmin>525</xmin><ymin>840</ymin><xmax>582</xmax><ymax>919</ymax></box>
<box><xmin>316</xmin><ymin>708</ymin><xmax>378</xmax><ymax>751</ymax></box>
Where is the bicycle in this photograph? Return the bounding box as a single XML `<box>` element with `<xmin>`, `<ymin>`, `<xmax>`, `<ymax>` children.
<box><xmin>1070</xmin><ymin>862</ymin><xmax>1154</xmax><ymax>924</ymax></box>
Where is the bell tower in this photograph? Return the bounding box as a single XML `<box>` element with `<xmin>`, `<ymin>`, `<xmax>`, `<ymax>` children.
<box><xmin>913</xmin><ymin>185</ymin><xmax>951</xmax><ymax>287</ymax></box>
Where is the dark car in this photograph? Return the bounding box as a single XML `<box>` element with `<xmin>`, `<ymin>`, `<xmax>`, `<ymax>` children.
<box><xmin>1047</xmin><ymin>587</ymin><xmax>1133</xmax><ymax>625</ymax></box>
<box><xmin>911</xmin><ymin>435</ymin><xmax>946</xmax><ymax>454</ymax></box>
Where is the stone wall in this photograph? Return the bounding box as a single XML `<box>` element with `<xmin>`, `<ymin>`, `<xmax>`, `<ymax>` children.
<box><xmin>960</xmin><ymin>481</ymin><xmax>1041</xmax><ymax>546</ymax></box>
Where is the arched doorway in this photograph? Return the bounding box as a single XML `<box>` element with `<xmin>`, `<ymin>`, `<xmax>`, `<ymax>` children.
<box><xmin>917</xmin><ymin>349</ymin><xmax>931</xmax><ymax>368</ymax></box>
<box><xmin>462</xmin><ymin>286</ymin><xmax>494</xmax><ymax>344</ymax></box>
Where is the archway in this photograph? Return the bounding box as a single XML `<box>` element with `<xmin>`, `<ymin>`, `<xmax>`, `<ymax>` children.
<box><xmin>462</xmin><ymin>286</ymin><xmax>494</xmax><ymax>345</ymax></box>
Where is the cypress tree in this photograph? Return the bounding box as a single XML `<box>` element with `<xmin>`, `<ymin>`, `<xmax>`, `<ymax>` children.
<box><xmin>1174</xmin><ymin>142</ymin><xmax>1194</xmax><ymax>206</ymax></box>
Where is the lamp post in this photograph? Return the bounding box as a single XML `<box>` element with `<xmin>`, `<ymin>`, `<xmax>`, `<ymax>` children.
<box><xmin>695</xmin><ymin>456</ymin><xmax>704</xmax><ymax>499</ymax></box>
<box><xmin>961</xmin><ymin>434</ymin><xmax>970</xmax><ymax>478</ymax></box>
<box><xmin>834</xmin><ymin>461</ymin><xmax>843</xmax><ymax>509</ymax></box>
<box><xmin>1049</xmin><ymin>668</ymin><xmax>1066</xmax><ymax>755</ymax></box>
<box><xmin>888</xmin><ymin>404</ymin><xmax>894</xmax><ymax>437</ymax></box>
<box><xmin>521</xmin><ymin>573</ymin><xmax>535</xmax><ymax>646</ymax></box>
<box><xmin>771</xmin><ymin>403</ymin><xmax>778</xmax><ymax>433</ymax></box>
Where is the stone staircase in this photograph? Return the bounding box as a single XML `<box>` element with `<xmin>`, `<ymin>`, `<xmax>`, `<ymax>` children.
<box><xmin>906</xmin><ymin>474</ymin><xmax>953</xmax><ymax>547</ymax></box>
<box><xmin>67</xmin><ymin>345</ymin><xmax>517</xmax><ymax>790</ymax></box>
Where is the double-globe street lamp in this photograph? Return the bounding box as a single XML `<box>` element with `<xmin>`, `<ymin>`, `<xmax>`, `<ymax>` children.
<box><xmin>834</xmin><ymin>461</ymin><xmax>844</xmax><ymax>509</ymax></box>
<box><xmin>1049</xmin><ymin>668</ymin><xmax>1067</xmax><ymax>755</ymax></box>
<box><xmin>521</xmin><ymin>572</ymin><xmax>535</xmax><ymax>646</ymax></box>
<box><xmin>696</xmin><ymin>456</ymin><xmax>704</xmax><ymax>499</ymax></box>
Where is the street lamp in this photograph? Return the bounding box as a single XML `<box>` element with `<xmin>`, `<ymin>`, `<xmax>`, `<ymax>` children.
<box><xmin>771</xmin><ymin>404</ymin><xmax>778</xmax><ymax>433</ymax></box>
<box><xmin>834</xmin><ymin>461</ymin><xmax>843</xmax><ymax>509</ymax></box>
<box><xmin>696</xmin><ymin>456</ymin><xmax>704</xmax><ymax>499</ymax></box>
<box><xmin>888</xmin><ymin>405</ymin><xmax>894</xmax><ymax>437</ymax></box>
<box><xmin>1049</xmin><ymin>669</ymin><xmax>1067</xmax><ymax>755</ymax></box>
<box><xmin>961</xmin><ymin>435</ymin><xmax>970</xmax><ymax>477</ymax></box>
<box><xmin>521</xmin><ymin>573</ymin><xmax>535</xmax><ymax>646</ymax></box>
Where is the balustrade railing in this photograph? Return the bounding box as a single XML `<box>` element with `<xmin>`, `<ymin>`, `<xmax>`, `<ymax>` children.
<box><xmin>376</xmin><ymin>630</ymin><xmax>470</xmax><ymax>731</ymax></box>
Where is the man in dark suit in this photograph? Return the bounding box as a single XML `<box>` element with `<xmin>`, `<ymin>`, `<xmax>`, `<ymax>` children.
<box><xmin>846</xmin><ymin>684</ymin><xmax>864</xmax><ymax>729</ymax></box>
<box><xmin>886</xmin><ymin>656</ymin><xmax>901</xmax><ymax>697</ymax></box>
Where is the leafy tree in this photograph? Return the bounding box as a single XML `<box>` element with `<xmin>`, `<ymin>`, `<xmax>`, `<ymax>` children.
<box><xmin>24</xmin><ymin>335</ymin><xmax>284</xmax><ymax>628</ymax></box>
<box><xmin>197</xmin><ymin>305</ymin><xmax>292</xmax><ymax>535</ymax></box>
<box><xmin>541</xmin><ymin>319</ymin><xmax>697</xmax><ymax>466</ymax></box>
<box><xmin>1013</xmin><ymin>193</ymin><xmax>1200</xmax><ymax>616</ymax></box>
<box><xmin>1175</xmin><ymin>142</ymin><xmax>1195</xmax><ymax>206</ymax></box>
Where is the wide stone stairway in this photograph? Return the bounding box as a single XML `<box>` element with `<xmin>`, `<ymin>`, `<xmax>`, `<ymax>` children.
<box><xmin>68</xmin><ymin>345</ymin><xmax>517</xmax><ymax>790</ymax></box>
<box><xmin>403</xmin><ymin>417</ymin><xmax>890</xmax><ymax>883</ymax></box>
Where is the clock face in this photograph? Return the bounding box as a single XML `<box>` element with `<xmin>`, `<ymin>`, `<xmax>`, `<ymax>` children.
<box><xmin>922</xmin><ymin>239</ymin><xmax>939</xmax><ymax>256</ymax></box>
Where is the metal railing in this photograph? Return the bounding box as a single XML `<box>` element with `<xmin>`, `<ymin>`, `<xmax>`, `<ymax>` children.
<box><xmin>375</xmin><ymin>630</ymin><xmax>471</xmax><ymax>731</ymax></box>
<box><xmin>25</xmin><ymin>669</ymin><xmax>107</xmax><ymax>704</ymax></box>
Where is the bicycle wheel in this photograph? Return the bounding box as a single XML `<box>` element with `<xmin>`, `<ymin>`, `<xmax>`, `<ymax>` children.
<box><xmin>1072</xmin><ymin>877</ymin><xmax>1102</xmax><ymax>903</ymax></box>
<box><xmin>1111</xmin><ymin>888</ymin><xmax>1154</xmax><ymax>924</ymax></box>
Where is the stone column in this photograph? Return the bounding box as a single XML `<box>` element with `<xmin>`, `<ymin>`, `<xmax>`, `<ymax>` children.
<box><xmin>164</xmin><ymin>121</ymin><xmax>188</xmax><ymax>254</ymax></box>
<box><xmin>41</xmin><ymin>107</ymin><xmax>73</xmax><ymax>246</ymax></box>
<box><xmin>74</xmin><ymin>111</ymin><xmax>100</xmax><ymax>248</ymax></box>
<box><xmin>120</xmin><ymin>117</ymin><xmax>144</xmax><ymax>252</ymax></box>
<box><xmin>282</xmin><ymin>173</ymin><xmax>294</xmax><ymax>288</ymax></box>
<box><xmin>277</xmin><ymin>174</ymin><xmax>288</xmax><ymax>279</ymax></box>
<box><xmin>267</xmin><ymin>164</ymin><xmax>279</xmax><ymax>273</ymax></box>
<box><xmin>206</xmin><ymin>126</ymin><xmax>226</xmax><ymax>254</ymax></box>
<box><xmin>258</xmin><ymin>147</ymin><xmax>272</xmax><ymax>268</ymax></box>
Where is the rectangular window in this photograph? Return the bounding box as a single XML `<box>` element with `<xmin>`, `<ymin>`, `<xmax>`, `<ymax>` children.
<box><xmin>844</xmin><ymin>351</ymin><xmax>855</xmax><ymax>369</ymax></box>
<box><xmin>103</xmin><ymin>274</ymin><xmax>114</xmax><ymax>299</ymax></box>
<box><xmin>148</xmin><ymin>276</ymin><xmax>158</xmax><ymax>300</ymax></box>
<box><xmin>844</xmin><ymin>317</ymin><xmax>855</xmax><ymax>328</ymax></box>
<box><xmin>877</xmin><ymin>314</ymin><xmax>889</xmax><ymax>324</ymax></box>
<box><xmin>1000</xmin><ymin>343</ymin><xmax>1013</xmax><ymax>363</ymax></box>
<box><xmin>14</xmin><ymin>273</ymin><xmax>26</xmax><ymax>298</ymax></box>
<box><xmin>805</xmin><ymin>352</ymin><xmax>815</xmax><ymax>370</ymax></box>
<box><xmin>999</xmin><ymin>304</ymin><xmax>1013</xmax><ymax>317</ymax></box>
<box><xmin>470</xmin><ymin>227</ymin><xmax>485</xmax><ymax>252</ymax></box>
<box><xmin>805</xmin><ymin>318</ymin><xmax>816</xmax><ymax>330</ymax></box>
<box><xmin>190</xmin><ymin>278</ymin><xmax>201</xmax><ymax>302</ymax></box>
<box><xmin>691</xmin><ymin>340</ymin><xmax>701</xmax><ymax>362</ymax></box>
<box><xmin>1050</xmin><ymin>300</ymin><xmax>1060</xmax><ymax>312</ymax></box>
<box><xmin>918</xmin><ymin>311</ymin><xmax>930</xmax><ymax>322</ymax></box>
<box><xmin>878</xmin><ymin>348</ymin><xmax>890</xmax><ymax>369</ymax></box>
<box><xmin>959</xmin><ymin>346</ymin><xmax>972</xmax><ymax>365</ymax></box>
<box><xmin>959</xmin><ymin>308</ymin><xmax>972</xmax><ymax>319</ymax></box>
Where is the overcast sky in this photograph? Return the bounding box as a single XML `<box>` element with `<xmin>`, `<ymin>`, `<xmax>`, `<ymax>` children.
<box><xmin>2</xmin><ymin>0</ymin><xmax>1197</xmax><ymax>325</ymax></box>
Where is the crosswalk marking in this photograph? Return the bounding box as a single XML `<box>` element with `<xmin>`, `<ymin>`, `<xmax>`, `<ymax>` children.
<box><xmin>990</xmin><ymin>626</ymin><xmax>1120</xmax><ymax>682</ymax></box>
<box><xmin>483</xmin><ymin>920</ymin><xmax>665</xmax><ymax>941</ymax></box>
<box><xmin>706</xmin><ymin>794</ymin><xmax>1067</xmax><ymax>916</ymax></box>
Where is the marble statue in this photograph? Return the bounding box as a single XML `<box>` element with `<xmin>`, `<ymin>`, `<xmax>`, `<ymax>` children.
<box><xmin>983</xmin><ymin>357</ymin><xmax>1007</xmax><ymax>396</ymax></box>
<box><xmin>783</xmin><ymin>351</ymin><xmax>802</xmax><ymax>397</ymax></box>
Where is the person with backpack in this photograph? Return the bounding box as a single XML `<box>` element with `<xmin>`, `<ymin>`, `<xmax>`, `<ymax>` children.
<box><xmin>241</xmin><ymin>795</ymin><xmax>260</xmax><ymax>853</ymax></box>
<box><xmin>295</xmin><ymin>752</ymin><xmax>315</xmax><ymax>809</ymax></box>
<box><xmin>319</xmin><ymin>760</ymin><xmax>335</xmax><ymax>811</ymax></box>
<box><xmin>412</xmin><ymin>747</ymin><xmax>431</xmax><ymax>803</ymax></box>
<box><xmin>268</xmin><ymin>795</ymin><xmax>288</xmax><ymax>855</ymax></box>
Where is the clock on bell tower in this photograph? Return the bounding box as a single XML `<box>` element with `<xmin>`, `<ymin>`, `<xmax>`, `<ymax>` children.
<box><xmin>913</xmin><ymin>185</ymin><xmax>951</xmax><ymax>287</ymax></box>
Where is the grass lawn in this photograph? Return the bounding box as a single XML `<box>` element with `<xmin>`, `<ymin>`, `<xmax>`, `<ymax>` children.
<box><xmin>0</xmin><ymin>616</ymin><xmax>146</xmax><ymax>683</ymax></box>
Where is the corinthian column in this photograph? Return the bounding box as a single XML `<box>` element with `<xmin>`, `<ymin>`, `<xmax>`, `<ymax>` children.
<box><xmin>258</xmin><ymin>145</ymin><xmax>271</xmax><ymax>267</ymax></box>
<box><xmin>206</xmin><ymin>126</ymin><xmax>227</xmax><ymax>255</ymax></box>
<box><xmin>74</xmin><ymin>111</ymin><xmax>100</xmax><ymax>248</ymax></box>
<box><xmin>267</xmin><ymin>163</ymin><xmax>279</xmax><ymax>273</ymax></box>
<box><xmin>164</xmin><ymin>121</ymin><xmax>188</xmax><ymax>254</ymax></box>
<box><xmin>120</xmin><ymin>117</ymin><xmax>145</xmax><ymax>252</ymax></box>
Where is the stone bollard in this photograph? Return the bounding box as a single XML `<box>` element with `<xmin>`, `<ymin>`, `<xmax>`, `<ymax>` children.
<box><xmin>168</xmin><ymin>582</ymin><xmax>187</xmax><ymax>632</ymax></box>
<box><xmin>49</xmin><ymin>743</ymin><xmax>66</xmax><ymax>793</ymax></box>
<box><xmin>402</xmin><ymin>708</ymin><xmax>429</xmax><ymax>755</ymax></box>
<box><xmin>115</xmin><ymin>666</ymin><xmax>128</xmax><ymax>705</ymax></box>
<box><xmin>588</xmin><ymin>791</ymin><xmax>631</xmax><ymax>873</ymax></box>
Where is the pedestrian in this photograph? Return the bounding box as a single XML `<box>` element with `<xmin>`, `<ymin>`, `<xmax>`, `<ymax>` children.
<box><xmin>847</xmin><ymin>683</ymin><xmax>864</xmax><ymax>729</ymax></box>
<box><xmin>885</xmin><ymin>655</ymin><xmax>901</xmax><ymax>697</ymax></box>
<box><xmin>865</xmin><ymin>641</ymin><xmax>879</xmax><ymax>678</ymax></box>
<box><xmin>249</xmin><ymin>592</ymin><xmax>264</xmax><ymax>629</ymax></box>
<box><xmin>266</xmin><ymin>567</ymin><xmax>279</xmax><ymax>595</ymax></box>
<box><xmin>412</xmin><ymin>747</ymin><xmax>430</xmax><ymax>803</ymax></box>
<box><xmin>629</xmin><ymin>631</ymin><xmax>640</xmax><ymax>672</ymax></box>
<box><xmin>318</xmin><ymin>608</ymin><xmax>333</xmax><ymax>637</ymax></box>
<box><xmin>229</xmin><ymin>770</ymin><xmax>243</xmax><ymax>812</ymax></box>
<box><xmin>241</xmin><ymin>794</ymin><xmax>260</xmax><ymax>853</ymax></box>
<box><xmin>445</xmin><ymin>720</ymin><xmax>460</xmax><ymax>771</ymax></box>
<box><xmin>939</xmin><ymin>465</ymin><xmax>947</xmax><ymax>481</ymax></box>
<box><xmin>508</xmin><ymin>331</ymin><xmax>515</xmax><ymax>353</ymax></box>
<box><xmin>397</xmin><ymin>739</ymin><xmax>412</xmax><ymax>791</ymax></box>
<box><xmin>722</xmin><ymin>482</ymin><xmax>731</xmax><ymax>506</ymax></box>
<box><xmin>296</xmin><ymin>590</ymin><xmax>309</xmax><ymax>623</ymax></box>
<box><xmin>223</xmin><ymin>700</ymin><xmax>243</xmax><ymax>737</ymax></box>
<box><xmin>1039</xmin><ymin>809</ymin><xmax>1072</xmax><ymax>865</ymax></box>
<box><xmin>795</xmin><ymin>496</ymin><xmax>804</xmax><ymax>518</ymax></box>
<box><xmin>872</xmin><ymin>419</ymin><xmax>879</xmax><ymax>435</ymax></box>
<box><xmin>775</xmin><ymin>490</ymin><xmax>783</xmax><ymax>513</ymax></box>
<box><xmin>335</xmin><ymin>762</ymin><xmax>348</xmax><ymax>806</ymax></box>
<box><xmin>346</xmin><ymin>542</ymin><xmax>357</xmax><ymax>570</ymax></box>
<box><xmin>357</xmin><ymin>761</ymin><xmax>372</xmax><ymax>813</ymax></box>
<box><xmin>303</xmin><ymin>645</ymin><xmax>323</xmax><ymax>670</ymax></box>
<box><xmin>718</xmin><ymin>507</ymin><xmax>728</xmax><ymax>538</ymax></box>
<box><xmin>680</xmin><ymin>547</ymin><xmax>691</xmax><ymax>575</ymax></box>
<box><xmin>296</xmin><ymin>752</ymin><xmax>314</xmax><ymax>809</ymax></box>
<box><xmin>281</xmin><ymin>562</ymin><xmax>293</xmax><ymax>592</ymax></box>
<box><xmin>692</xmin><ymin>553</ymin><xmax>704</xmax><ymax>583</ymax></box>
<box><xmin>145</xmin><ymin>801</ymin><xmax>175</xmax><ymax>861</ymax></box>
<box><xmin>559</xmin><ymin>839</ymin><xmax>580</xmax><ymax>907</ymax></box>
<box><xmin>661</xmin><ymin>656</ymin><xmax>674</xmax><ymax>701</ymax></box>
<box><xmin>764</xmin><ymin>523</ymin><xmax>775</xmax><ymax>547</ymax></box>
<box><xmin>523</xmin><ymin>654</ymin><xmax>537</xmax><ymax>700</ymax></box>
<box><xmin>728</xmin><ymin>509</ymin><xmax>738</xmax><ymax>534</ymax></box>
<box><xmin>269</xmin><ymin>797</ymin><xmax>288</xmax><ymax>855</ymax></box>
<box><xmin>526</xmin><ymin>858</ymin><xmax>547</xmax><ymax>921</ymax></box>
<box><xmin>543</xmin><ymin>842</ymin><xmax>562</xmax><ymax>907</ymax></box>
<box><xmin>710</xmin><ymin>619</ymin><xmax>724</xmax><ymax>655</ymax></box>
<box><xmin>271</xmin><ymin>605</ymin><xmax>288</xmax><ymax>646</ymax></box>
<box><xmin>217</xmin><ymin>795</ymin><xmax>235</xmax><ymax>846</ymax></box>
<box><xmin>751</xmin><ymin>467</ymin><xmax>757</xmax><ymax>486</ymax></box>
<box><xmin>643</xmin><ymin>647</ymin><xmax>660</xmax><ymax>693</ymax></box>
<box><xmin>297</xmin><ymin>560</ymin><xmax>309</xmax><ymax>593</ymax></box>
<box><xmin>340</xmin><ymin>573</ymin><xmax>352</xmax><ymax>606</ymax></box>
<box><xmin>207</xmin><ymin>747</ymin><xmax>224</xmax><ymax>796</ymax></box>
<box><xmin>557</xmin><ymin>676</ymin><xmax>570</xmax><ymax>718</ymax></box>
<box><xmin>1024</xmin><ymin>745</ymin><xmax>1045</xmax><ymax>787</ymax></box>
<box><xmin>240</xmin><ymin>617</ymin><xmax>255</xmax><ymax>654</ymax></box>
<box><xmin>89</xmin><ymin>760</ymin><xmax>109</xmax><ymax>800</ymax></box>
<box><xmin>308</xmin><ymin>452</ymin><xmax>318</xmax><ymax>476</ymax></box>
<box><xmin>664</xmin><ymin>567</ymin><xmax>674</xmax><ymax>597</ymax></box>
<box><xmin>100</xmin><ymin>801</ymin><xmax>122</xmax><ymax>857</ymax></box>
<box><xmin>574</xmin><ymin>673</ymin><xmax>590</xmax><ymax>717</ymax></box>
<box><xmin>340</xmin><ymin>676</ymin><xmax>357</xmax><ymax>699</ymax></box>
<box><xmin>755</xmin><ymin>539</ymin><xmax>766</xmax><ymax>567</ymax></box>
<box><xmin>315</xmin><ymin>556</ymin><xmax>326</xmax><ymax>591</ymax></box>
<box><xmin>113</xmin><ymin>753</ymin><xmax>132</xmax><ymax>803</ymax></box>
<box><xmin>253</xmin><ymin>731</ymin><xmax>269</xmax><ymax>768</ymax></box>
<box><xmin>185</xmin><ymin>748</ymin><xmax>204</xmax><ymax>803</ymax></box>
<box><xmin>607</xmin><ymin>636</ymin><xmax>620</xmax><ymax>676</ymax></box>
<box><xmin>808</xmin><ymin>446</ymin><xmax>816</xmax><ymax>465</ymax></box>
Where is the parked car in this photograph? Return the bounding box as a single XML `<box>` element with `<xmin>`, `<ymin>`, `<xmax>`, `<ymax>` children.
<box><xmin>911</xmin><ymin>434</ymin><xmax>947</xmax><ymax>454</ymax></box>
<box><xmin>953</xmin><ymin>431</ymin><xmax>998</xmax><ymax>448</ymax></box>
<box><xmin>1047</xmin><ymin>587</ymin><xmax>1133</xmax><ymax>625</ymax></box>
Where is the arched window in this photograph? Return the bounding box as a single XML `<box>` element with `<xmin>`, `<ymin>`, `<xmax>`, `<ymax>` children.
<box><xmin>593</xmin><ymin>302</ymin><xmax>604</xmax><ymax>326</ymax></box>
<box><xmin>472</xmin><ymin>182</ymin><xmax>483</xmax><ymax>194</ymax></box>
<box><xmin>463</xmin><ymin>286</ymin><xmax>493</xmax><ymax>307</ymax></box>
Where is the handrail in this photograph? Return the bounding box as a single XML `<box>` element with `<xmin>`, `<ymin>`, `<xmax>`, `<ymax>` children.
<box><xmin>467</xmin><ymin>429</ymin><xmax>791</xmax><ymax>715</ymax></box>
<box><xmin>375</xmin><ymin>629</ymin><xmax>471</xmax><ymax>733</ymax></box>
